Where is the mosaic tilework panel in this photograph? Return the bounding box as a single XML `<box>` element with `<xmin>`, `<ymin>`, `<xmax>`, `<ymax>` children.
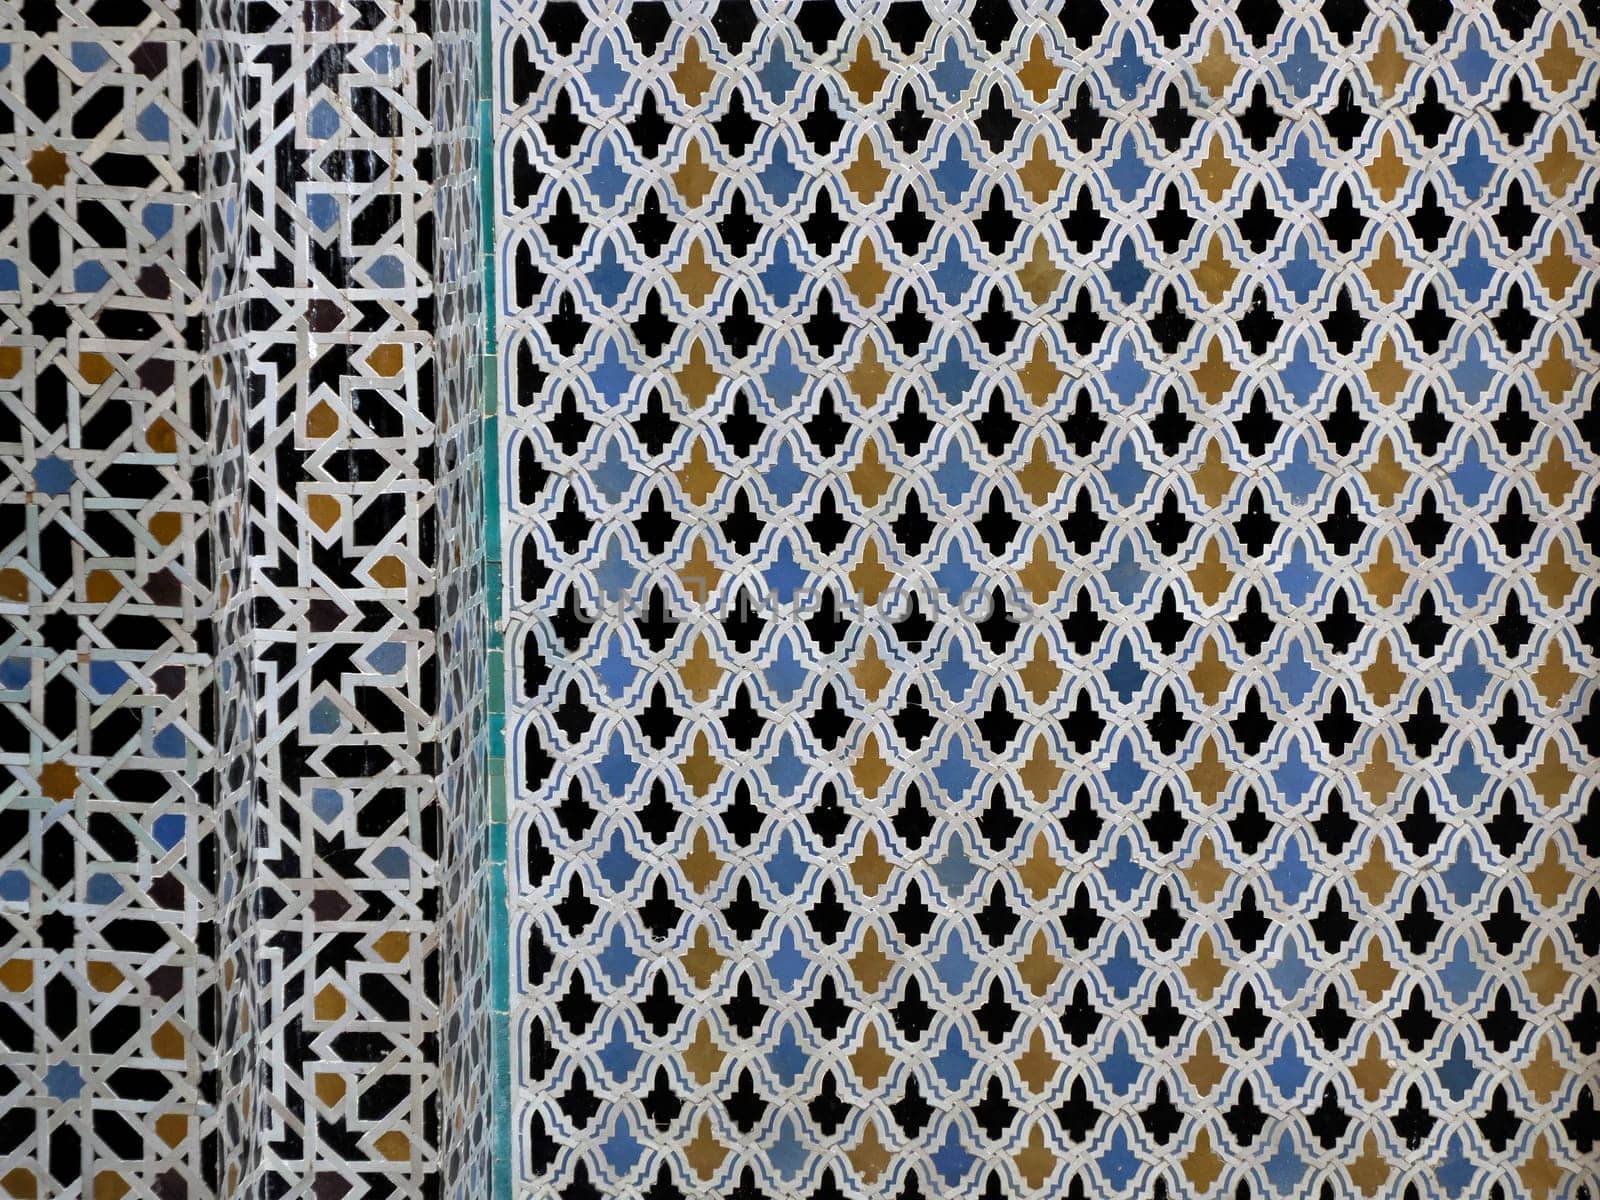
<box><xmin>1</xmin><ymin>0</ymin><xmax>489</xmax><ymax>1193</ymax></box>
<box><xmin>201</xmin><ymin>0</ymin><xmax>492</xmax><ymax>1194</ymax></box>
<box><xmin>499</xmin><ymin>3</ymin><xmax>1600</xmax><ymax>1199</ymax></box>
<box><xmin>0</xmin><ymin>2</ymin><xmax>221</xmax><ymax>1197</ymax></box>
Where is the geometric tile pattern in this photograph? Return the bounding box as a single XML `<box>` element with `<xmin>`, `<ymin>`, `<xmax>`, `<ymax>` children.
<box><xmin>0</xmin><ymin>3</ymin><xmax>219</xmax><ymax>1197</ymax></box>
<box><xmin>203</xmin><ymin>0</ymin><xmax>491</xmax><ymax>1194</ymax></box>
<box><xmin>498</xmin><ymin>4</ymin><xmax>1599</xmax><ymax>1198</ymax></box>
<box><xmin>2</xmin><ymin>0</ymin><xmax>489</xmax><ymax>1197</ymax></box>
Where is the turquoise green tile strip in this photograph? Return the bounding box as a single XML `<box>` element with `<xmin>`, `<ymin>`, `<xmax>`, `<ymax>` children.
<box><xmin>479</xmin><ymin>1</ymin><xmax>509</xmax><ymax>1197</ymax></box>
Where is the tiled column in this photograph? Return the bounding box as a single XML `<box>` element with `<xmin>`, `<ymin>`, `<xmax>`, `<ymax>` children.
<box><xmin>202</xmin><ymin>0</ymin><xmax>490</xmax><ymax>1195</ymax></box>
<box><xmin>0</xmin><ymin>0</ymin><xmax>490</xmax><ymax>1196</ymax></box>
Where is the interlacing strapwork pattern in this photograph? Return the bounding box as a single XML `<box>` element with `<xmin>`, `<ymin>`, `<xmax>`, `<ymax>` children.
<box><xmin>500</xmin><ymin>3</ymin><xmax>1600</xmax><ymax>1199</ymax></box>
<box><xmin>2</xmin><ymin>0</ymin><xmax>489</xmax><ymax>1196</ymax></box>
<box><xmin>203</xmin><ymin>0</ymin><xmax>490</xmax><ymax>1194</ymax></box>
<box><xmin>0</xmin><ymin>2</ymin><xmax>219</xmax><ymax>1196</ymax></box>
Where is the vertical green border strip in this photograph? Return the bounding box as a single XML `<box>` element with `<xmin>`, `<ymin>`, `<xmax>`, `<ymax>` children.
<box><xmin>479</xmin><ymin>0</ymin><xmax>511</xmax><ymax>1196</ymax></box>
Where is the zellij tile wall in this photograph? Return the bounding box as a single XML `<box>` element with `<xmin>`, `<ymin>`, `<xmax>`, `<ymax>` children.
<box><xmin>2</xmin><ymin>1</ymin><xmax>1599</xmax><ymax>1199</ymax></box>
<box><xmin>496</xmin><ymin>3</ymin><xmax>1600</xmax><ymax>1200</ymax></box>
